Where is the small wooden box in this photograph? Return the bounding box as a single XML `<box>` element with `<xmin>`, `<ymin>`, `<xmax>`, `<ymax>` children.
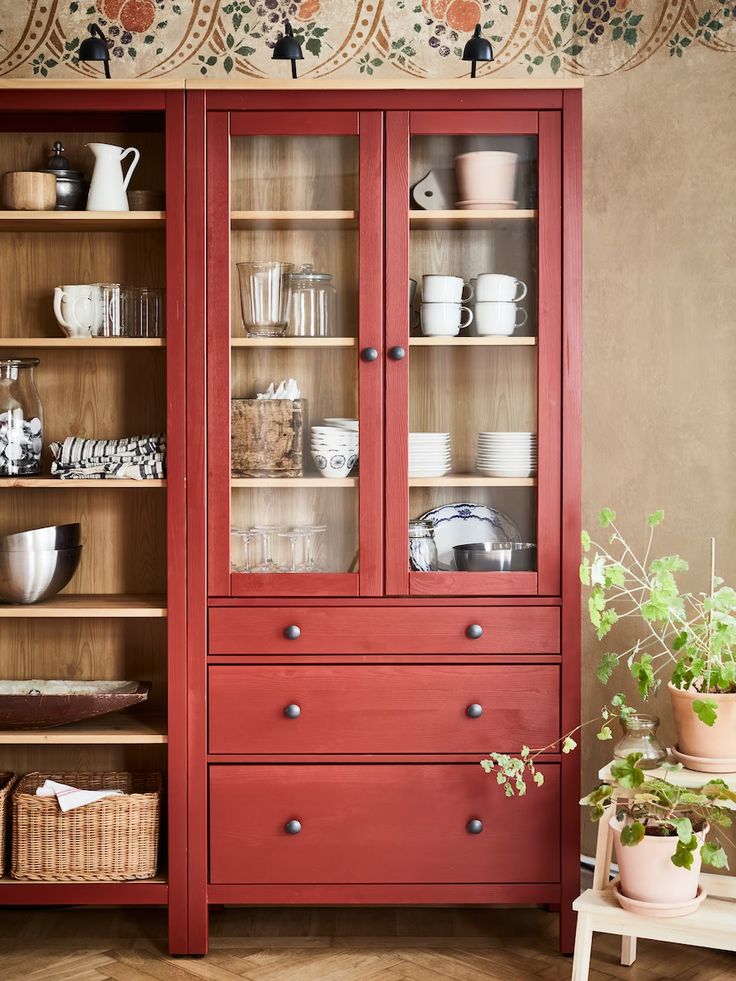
<box><xmin>231</xmin><ymin>398</ymin><xmax>304</xmax><ymax>478</ymax></box>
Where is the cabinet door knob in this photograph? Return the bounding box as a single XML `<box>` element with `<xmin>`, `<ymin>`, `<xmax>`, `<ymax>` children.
<box><xmin>361</xmin><ymin>346</ymin><xmax>378</xmax><ymax>362</ymax></box>
<box><xmin>283</xmin><ymin>704</ymin><xmax>301</xmax><ymax>719</ymax></box>
<box><xmin>466</xmin><ymin>703</ymin><xmax>483</xmax><ymax>718</ymax></box>
<box><xmin>466</xmin><ymin>819</ymin><xmax>484</xmax><ymax>835</ymax></box>
<box><xmin>465</xmin><ymin>624</ymin><xmax>483</xmax><ymax>639</ymax></box>
<box><xmin>283</xmin><ymin>624</ymin><xmax>301</xmax><ymax>640</ymax></box>
<box><xmin>388</xmin><ymin>345</ymin><xmax>406</xmax><ymax>361</ymax></box>
<box><xmin>284</xmin><ymin>819</ymin><xmax>302</xmax><ymax>835</ymax></box>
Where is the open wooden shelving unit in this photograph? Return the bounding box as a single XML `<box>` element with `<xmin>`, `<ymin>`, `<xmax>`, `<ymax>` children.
<box><xmin>0</xmin><ymin>337</ymin><xmax>166</xmax><ymax>348</ymax></box>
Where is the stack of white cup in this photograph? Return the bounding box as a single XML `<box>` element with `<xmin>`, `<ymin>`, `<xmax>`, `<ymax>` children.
<box><xmin>469</xmin><ymin>274</ymin><xmax>528</xmax><ymax>337</ymax></box>
<box><xmin>419</xmin><ymin>275</ymin><xmax>474</xmax><ymax>337</ymax></box>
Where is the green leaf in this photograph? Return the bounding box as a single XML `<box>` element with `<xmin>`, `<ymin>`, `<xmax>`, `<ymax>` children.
<box><xmin>563</xmin><ymin>44</ymin><xmax>583</xmax><ymax>56</ymax></box>
<box><xmin>597</xmin><ymin>652</ymin><xmax>618</xmax><ymax>684</ymax></box>
<box><xmin>579</xmin><ymin>558</ymin><xmax>590</xmax><ymax>585</ymax></box>
<box><xmin>144</xmin><ymin>35</ymin><xmax>155</xmax><ymax>44</ymax></box>
<box><xmin>623</xmin><ymin>26</ymin><xmax>638</xmax><ymax>46</ymax></box>
<box><xmin>675</xmin><ymin>817</ymin><xmax>693</xmax><ymax>843</ymax></box>
<box><xmin>45</xmin><ymin>59</ymin><xmax>57</xmax><ymax>69</ymax></box>
<box><xmin>701</xmin><ymin>842</ymin><xmax>729</xmax><ymax>868</ymax></box>
<box><xmin>610</xmin><ymin>752</ymin><xmax>645</xmax><ymax>789</ymax></box>
<box><xmin>597</xmin><ymin>725</ymin><xmax>612</xmax><ymax>741</ymax></box>
<box><xmin>223</xmin><ymin>55</ymin><xmax>234</xmax><ymax>73</ymax></box>
<box><xmin>648</xmin><ymin>509</ymin><xmax>665</xmax><ymax>526</ymax></box>
<box><xmin>414</xmin><ymin>23</ymin><xmax>421</xmax><ymax>32</ymax></box>
<box><xmin>499</xmin><ymin>3</ymin><xmax>508</xmax><ymax>13</ymax></box>
<box><xmin>233</xmin><ymin>13</ymin><xmax>242</xmax><ymax>31</ymax></box>
<box><xmin>612</xmin><ymin>25</ymin><xmax>623</xmax><ymax>41</ymax></box>
<box><xmin>562</xmin><ymin>735</ymin><xmax>577</xmax><ymax>754</ymax></box>
<box><xmin>533</xmin><ymin>771</ymin><xmax>544</xmax><ymax>787</ymax></box>
<box><xmin>550</xmin><ymin>54</ymin><xmax>561</xmax><ymax>74</ymax></box>
<box><xmin>226</xmin><ymin>33</ymin><xmax>235</xmax><ymax>48</ymax></box>
<box><xmin>628</xmin><ymin>14</ymin><xmax>644</xmax><ymax>26</ymax></box>
<box><xmin>235</xmin><ymin>45</ymin><xmax>255</xmax><ymax>56</ymax></box>
<box><xmin>553</xmin><ymin>32</ymin><xmax>562</xmax><ymax>48</ymax></box>
<box><xmin>372</xmin><ymin>58</ymin><xmax>383</xmax><ymax>66</ymax></box>
<box><xmin>599</xmin><ymin>507</ymin><xmax>616</xmax><ymax>528</ymax></box>
<box><xmin>560</xmin><ymin>12</ymin><xmax>571</xmax><ymax>32</ymax></box>
<box><xmin>581</xmin><ymin>529</ymin><xmax>591</xmax><ymax>552</ymax></box>
<box><xmin>672</xmin><ymin>834</ymin><xmax>698</xmax><ymax>869</ymax></box>
<box><xmin>305</xmin><ymin>37</ymin><xmax>322</xmax><ymax>57</ymax></box>
<box><xmin>206</xmin><ymin>56</ymin><xmax>217</xmax><ymax>66</ymax></box>
<box><xmin>128</xmin><ymin>48</ymin><xmax>137</xmax><ymax>59</ymax></box>
<box><xmin>630</xmin><ymin>654</ymin><xmax>655</xmax><ymax>699</ymax></box>
<box><xmin>533</xmin><ymin>55</ymin><xmax>544</xmax><ymax>65</ymax></box>
<box><xmin>620</xmin><ymin>821</ymin><xmax>645</xmax><ymax>846</ymax></box>
<box><xmin>693</xmin><ymin>698</ymin><xmax>718</xmax><ymax>726</ymax></box>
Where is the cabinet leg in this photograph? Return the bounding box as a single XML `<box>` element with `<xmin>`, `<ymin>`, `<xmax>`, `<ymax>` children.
<box><xmin>559</xmin><ymin>899</ymin><xmax>577</xmax><ymax>955</ymax></box>
<box><xmin>187</xmin><ymin>893</ymin><xmax>209</xmax><ymax>955</ymax></box>
<box><xmin>621</xmin><ymin>935</ymin><xmax>637</xmax><ymax>966</ymax></box>
<box><xmin>570</xmin><ymin>913</ymin><xmax>593</xmax><ymax>981</ymax></box>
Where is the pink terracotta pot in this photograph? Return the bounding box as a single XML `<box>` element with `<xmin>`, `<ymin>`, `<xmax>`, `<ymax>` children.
<box><xmin>611</xmin><ymin>815</ymin><xmax>705</xmax><ymax>905</ymax></box>
<box><xmin>669</xmin><ymin>682</ymin><xmax>736</xmax><ymax>766</ymax></box>
<box><xmin>454</xmin><ymin>151</ymin><xmax>518</xmax><ymax>204</ymax></box>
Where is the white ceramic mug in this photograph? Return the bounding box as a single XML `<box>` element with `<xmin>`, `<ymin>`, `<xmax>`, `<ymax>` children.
<box><xmin>422</xmin><ymin>275</ymin><xmax>473</xmax><ymax>304</ymax></box>
<box><xmin>476</xmin><ymin>273</ymin><xmax>528</xmax><ymax>303</ymax></box>
<box><xmin>421</xmin><ymin>301</ymin><xmax>473</xmax><ymax>337</ymax></box>
<box><xmin>53</xmin><ymin>285</ymin><xmax>96</xmax><ymax>337</ymax></box>
<box><xmin>474</xmin><ymin>301</ymin><xmax>527</xmax><ymax>336</ymax></box>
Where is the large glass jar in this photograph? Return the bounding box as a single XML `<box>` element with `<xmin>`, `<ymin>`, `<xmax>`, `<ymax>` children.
<box><xmin>613</xmin><ymin>713</ymin><xmax>667</xmax><ymax>769</ymax></box>
<box><xmin>287</xmin><ymin>264</ymin><xmax>337</xmax><ymax>337</ymax></box>
<box><xmin>0</xmin><ymin>358</ymin><xmax>43</xmax><ymax>476</ymax></box>
<box><xmin>409</xmin><ymin>519</ymin><xmax>438</xmax><ymax>572</ymax></box>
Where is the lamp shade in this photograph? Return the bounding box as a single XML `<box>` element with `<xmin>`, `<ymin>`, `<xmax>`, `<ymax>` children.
<box><xmin>272</xmin><ymin>20</ymin><xmax>303</xmax><ymax>77</ymax></box>
<box><xmin>79</xmin><ymin>23</ymin><xmax>111</xmax><ymax>78</ymax></box>
<box><xmin>462</xmin><ymin>24</ymin><xmax>494</xmax><ymax>77</ymax></box>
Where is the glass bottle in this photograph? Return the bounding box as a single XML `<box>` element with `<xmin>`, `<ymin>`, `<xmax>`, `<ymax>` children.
<box><xmin>0</xmin><ymin>358</ymin><xmax>43</xmax><ymax>476</ymax></box>
<box><xmin>409</xmin><ymin>519</ymin><xmax>438</xmax><ymax>572</ymax></box>
<box><xmin>613</xmin><ymin>713</ymin><xmax>667</xmax><ymax>769</ymax></box>
<box><xmin>287</xmin><ymin>264</ymin><xmax>337</xmax><ymax>337</ymax></box>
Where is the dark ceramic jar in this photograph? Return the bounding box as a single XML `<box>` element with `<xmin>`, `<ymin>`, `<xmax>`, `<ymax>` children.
<box><xmin>41</xmin><ymin>142</ymin><xmax>89</xmax><ymax>210</ymax></box>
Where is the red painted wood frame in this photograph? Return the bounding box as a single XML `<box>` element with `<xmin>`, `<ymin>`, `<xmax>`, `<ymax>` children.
<box><xmin>205</xmin><ymin>108</ymin><xmax>384</xmax><ymax>599</ymax></box>
<box><xmin>0</xmin><ymin>89</ymin><xmax>189</xmax><ymax>955</ymax></box>
<box><xmin>384</xmin><ymin>109</ymin><xmax>562</xmax><ymax>598</ymax></box>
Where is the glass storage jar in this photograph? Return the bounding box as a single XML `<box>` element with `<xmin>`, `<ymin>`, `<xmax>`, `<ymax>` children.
<box><xmin>613</xmin><ymin>713</ymin><xmax>667</xmax><ymax>769</ymax></box>
<box><xmin>287</xmin><ymin>264</ymin><xmax>337</xmax><ymax>337</ymax></box>
<box><xmin>0</xmin><ymin>358</ymin><xmax>43</xmax><ymax>476</ymax></box>
<box><xmin>409</xmin><ymin>519</ymin><xmax>438</xmax><ymax>572</ymax></box>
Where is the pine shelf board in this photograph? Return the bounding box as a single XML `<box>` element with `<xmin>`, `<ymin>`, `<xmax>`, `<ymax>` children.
<box><xmin>0</xmin><ymin>211</ymin><xmax>165</xmax><ymax>230</ymax></box>
<box><xmin>409</xmin><ymin>209</ymin><xmax>537</xmax><ymax>230</ymax></box>
<box><xmin>231</xmin><ymin>210</ymin><xmax>357</xmax><ymax>229</ymax></box>
<box><xmin>0</xmin><ymin>337</ymin><xmax>165</xmax><ymax>348</ymax></box>
<box><xmin>0</xmin><ymin>594</ymin><xmax>167</xmax><ymax>618</ymax></box>
<box><xmin>232</xmin><ymin>477</ymin><xmax>357</xmax><ymax>488</ymax></box>
<box><xmin>231</xmin><ymin>336</ymin><xmax>356</xmax><ymax>348</ymax></box>
<box><xmin>0</xmin><ymin>478</ymin><xmax>166</xmax><ymax>488</ymax></box>
<box><xmin>0</xmin><ymin>713</ymin><xmax>167</xmax><ymax>745</ymax></box>
<box><xmin>409</xmin><ymin>336</ymin><xmax>536</xmax><ymax>346</ymax></box>
<box><xmin>409</xmin><ymin>475</ymin><xmax>536</xmax><ymax>487</ymax></box>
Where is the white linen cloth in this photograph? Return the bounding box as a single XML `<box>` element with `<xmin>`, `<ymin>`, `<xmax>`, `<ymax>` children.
<box><xmin>36</xmin><ymin>778</ymin><xmax>124</xmax><ymax>813</ymax></box>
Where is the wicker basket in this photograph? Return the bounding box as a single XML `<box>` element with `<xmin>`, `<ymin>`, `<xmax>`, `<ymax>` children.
<box><xmin>0</xmin><ymin>772</ymin><xmax>17</xmax><ymax>877</ymax></box>
<box><xmin>11</xmin><ymin>771</ymin><xmax>162</xmax><ymax>882</ymax></box>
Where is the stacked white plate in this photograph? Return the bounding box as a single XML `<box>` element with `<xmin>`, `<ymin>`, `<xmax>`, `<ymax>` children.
<box><xmin>409</xmin><ymin>432</ymin><xmax>451</xmax><ymax>478</ymax></box>
<box><xmin>476</xmin><ymin>432</ymin><xmax>537</xmax><ymax>477</ymax></box>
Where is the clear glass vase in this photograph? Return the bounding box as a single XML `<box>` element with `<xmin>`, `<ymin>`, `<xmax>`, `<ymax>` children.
<box><xmin>613</xmin><ymin>713</ymin><xmax>667</xmax><ymax>769</ymax></box>
<box><xmin>0</xmin><ymin>358</ymin><xmax>43</xmax><ymax>476</ymax></box>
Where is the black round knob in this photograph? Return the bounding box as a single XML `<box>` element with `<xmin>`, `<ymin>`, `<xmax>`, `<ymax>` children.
<box><xmin>361</xmin><ymin>346</ymin><xmax>378</xmax><ymax>362</ymax></box>
<box><xmin>283</xmin><ymin>625</ymin><xmax>301</xmax><ymax>640</ymax></box>
<box><xmin>466</xmin><ymin>819</ymin><xmax>484</xmax><ymax>835</ymax></box>
<box><xmin>466</xmin><ymin>703</ymin><xmax>483</xmax><ymax>718</ymax></box>
<box><xmin>465</xmin><ymin>624</ymin><xmax>483</xmax><ymax>639</ymax></box>
<box><xmin>284</xmin><ymin>819</ymin><xmax>302</xmax><ymax>835</ymax></box>
<box><xmin>388</xmin><ymin>346</ymin><xmax>406</xmax><ymax>361</ymax></box>
<box><xmin>283</xmin><ymin>704</ymin><xmax>301</xmax><ymax>719</ymax></box>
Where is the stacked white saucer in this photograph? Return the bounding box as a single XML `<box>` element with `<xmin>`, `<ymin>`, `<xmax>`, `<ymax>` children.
<box><xmin>476</xmin><ymin>432</ymin><xmax>537</xmax><ymax>478</ymax></box>
<box><xmin>409</xmin><ymin>433</ymin><xmax>451</xmax><ymax>478</ymax></box>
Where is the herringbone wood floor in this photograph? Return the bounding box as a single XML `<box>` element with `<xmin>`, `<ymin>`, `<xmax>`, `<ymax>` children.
<box><xmin>0</xmin><ymin>906</ymin><xmax>734</xmax><ymax>981</ymax></box>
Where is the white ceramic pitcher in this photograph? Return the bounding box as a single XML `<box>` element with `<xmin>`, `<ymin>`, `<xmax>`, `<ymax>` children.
<box><xmin>85</xmin><ymin>142</ymin><xmax>140</xmax><ymax>211</ymax></box>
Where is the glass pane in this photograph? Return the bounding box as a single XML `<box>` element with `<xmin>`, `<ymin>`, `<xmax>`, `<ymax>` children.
<box><xmin>229</xmin><ymin>133</ymin><xmax>359</xmax><ymax>576</ymax></box>
<box><xmin>408</xmin><ymin>133</ymin><xmax>538</xmax><ymax>574</ymax></box>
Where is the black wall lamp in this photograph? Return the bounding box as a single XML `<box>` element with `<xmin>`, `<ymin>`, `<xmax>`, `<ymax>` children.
<box><xmin>78</xmin><ymin>23</ymin><xmax>111</xmax><ymax>79</ymax></box>
<box><xmin>272</xmin><ymin>20</ymin><xmax>304</xmax><ymax>79</ymax></box>
<box><xmin>461</xmin><ymin>23</ymin><xmax>494</xmax><ymax>78</ymax></box>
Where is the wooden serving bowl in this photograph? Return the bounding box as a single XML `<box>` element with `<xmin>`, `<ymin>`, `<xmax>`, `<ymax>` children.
<box><xmin>0</xmin><ymin>680</ymin><xmax>151</xmax><ymax>729</ymax></box>
<box><xmin>1</xmin><ymin>171</ymin><xmax>57</xmax><ymax>210</ymax></box>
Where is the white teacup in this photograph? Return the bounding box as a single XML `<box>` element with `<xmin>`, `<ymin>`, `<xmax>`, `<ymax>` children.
<box><xmin>474</xmin><ymin>301</ymin><xmax>527</xmax><ymax>336</ymax></box>
<box><xmin>422</xmin><ymin>275</ymin><xmax>473</xmax><ymax>304</ymax></box>
<box><xmin>475</xmin><ymin>274</ymin><xmax>528</xmax><ymax>303</ymax></box>
<box><xmin>421</xmin><ymin>301</ymin><xmax>473</xmax><ymax>337</ymax></box>
<box><xmin>53</xmin><ymin>285</ymin><xmax>96</xmax><ymax>337</ymax></box>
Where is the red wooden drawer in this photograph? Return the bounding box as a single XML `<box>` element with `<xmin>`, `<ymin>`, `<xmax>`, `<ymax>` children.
<box><xmin>208</xmin><ymin>664</ymin><xmax>559</xmax><ymax>754</ymax></box>
<box><xmin>208</xmin><ymin>606</ymin><xmax>560</xmax><ymax>656</ymax></box>
<box><xmin>209</xmin><ymin>764</ymin><xmax>559</xmax><ymax>884</ymax></box>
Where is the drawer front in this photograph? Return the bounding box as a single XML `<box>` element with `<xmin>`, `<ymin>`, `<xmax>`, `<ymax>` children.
<box><xmin>209</xmin><ymin>764</ymin><xmax>560</xmax><ymax>884</ymax></box>
<box><xmin>209</xmin><ymin>606</ymin><xmax>560</xmax><ymax>656</ymax></box>
<box><xmin>209</xmin><ymin>664</ymin><xmax>559</xmax><ymax>754</ymax></box>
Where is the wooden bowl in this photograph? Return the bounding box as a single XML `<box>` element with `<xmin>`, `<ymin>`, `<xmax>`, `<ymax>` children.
<box><xmin>1</xmin><ymin>171</ymin><xmax>57</xmax><ymax>210</ymax></box>
<box><xmin>0</xmin><ymin>680</ymin><xmax>151</xmax><ymax>729</ymax></box>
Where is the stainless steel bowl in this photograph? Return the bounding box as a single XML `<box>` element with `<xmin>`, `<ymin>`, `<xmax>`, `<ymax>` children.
<box><xmin>0</xmin><ymin>523</ymin><xmax>81</xmax><ymax>552</ymax></box>
<box><xmin>453</xmin><ymin>541</ymin><xmax>537</xmax><ymax>572</ymax></box>
<box><xmin>0</xmin><ymin>546</ymin><xmax>82</xmax><ymax>603</ymax></box>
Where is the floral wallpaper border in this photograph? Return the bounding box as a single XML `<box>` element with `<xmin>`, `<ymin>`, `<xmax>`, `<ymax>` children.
<box><xmin>1</xmin><ymin>1</ymin><xmax>734</xmax><ymax>80</ymax></box>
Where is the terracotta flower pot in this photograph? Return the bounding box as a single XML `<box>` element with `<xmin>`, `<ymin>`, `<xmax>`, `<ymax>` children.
<box><xmin>454</xmin><ymin>151</ymin><xmax>519</xmax><ymax>205</ymax></box>
<box><xmin>611</xmin><ymin>815</ymin><xmax>705</xmax><ymax>905</ymax></box>
<box><xmin>669</xmin><ymin>682</ymin><xmax>736</xmax><ymax>769</ymax></box>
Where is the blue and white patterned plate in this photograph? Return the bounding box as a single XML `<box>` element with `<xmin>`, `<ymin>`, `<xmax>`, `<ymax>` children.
<box><xmin>418</xmin><ymin>502</ymin><xmax>521</xmax><ymax>569</ymax></box>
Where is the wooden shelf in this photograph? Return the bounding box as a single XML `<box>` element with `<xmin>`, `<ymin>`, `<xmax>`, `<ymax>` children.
<box><xmin>0</xmin><ymin>211</ymin><xmax>165</xmax><ymax>231</ymax></box>
<box><xmin>409</xmin><ymin>475</ymin><xmax>536</xmax><ymax>487</ymax></box>
<box><xmin>0</xmin><ymin>877</ymin><xmax>168</xmax><ymax>906</ymax></box>
<box><xmin>231</xmin><ymin>210</ymin><xmax>357</xmax><ymax>230</ymax></box>
<box><xmin>0</xmin><ymin>478</ymin><xmax>166</xmax><ymax>488</ymax></box>
<box><xmin>409</xmin><ymin>336</ymin><xmax>536</xmax><ymax>347</ymax></box>
<box><xmin>0</xmin><ymin>594</ymin><xmax>167</xmax><ymax>618</ymax></box>
<box><xmin>231</xmin><ymin>337</ymin><xmax>356</xmax><ymax>348</ymax></box>
<box><xmin>0</xmin><ymin>337</ymin><xmax>165</xmax><ymax>347</ymax></box>
<box><xmin>0</xmin><ymin>713</ymin><xmax>167</xmax><ymax>745</ymax></box>
<box><xmin>232</xmin><ymin>477</ymin><xmax>357</xmax><ymax>488</ymax></box>
<box><xmin>410</xmin><ymin>209</ymin><xmax>536</xmax><ymax>230</ymax></box>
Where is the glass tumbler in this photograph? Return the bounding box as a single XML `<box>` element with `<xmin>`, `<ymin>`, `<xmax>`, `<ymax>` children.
<box><xmin>237</xmin><ymin>261</ymin><xmax>293</xmax><ymax>337</ymax></box>
<box><xmin>613</xmin><ymin>713</ymin><xmax>667</xmax><ymax>769</ymax></box>
<box><xmin>122</xmin><ymin>287</ymin><xmax>164</xmax><ymax>338</ymax></box>
<box><xmin>287</xmin><ymin>264</ymin><xmax>337</xmax><ymax>337</ymax></box>
<box><xmin>91</xmin><ymin>283</ymin><xmax>122</xmax><ymax>337</ymax></box>
<box><xmin>0</xmin><ymin>358</ymin><xmax>44</xmax><ymax>476</ymax></box>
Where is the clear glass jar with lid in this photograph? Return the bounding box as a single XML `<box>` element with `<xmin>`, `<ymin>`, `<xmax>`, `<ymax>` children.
<box><xmin>409</xmin><ymin>519</ymin><xmax>438</xmax><ymax>572</ymax></box>
<box><xmin>287</xmin><ymin>263</ymin><xmax>337</xmax><ymax>337</ymax></box>
<box><xmin>0</xmin><ymin>358</ymin><xmax>43</xmax><ymax>476</ymax></box>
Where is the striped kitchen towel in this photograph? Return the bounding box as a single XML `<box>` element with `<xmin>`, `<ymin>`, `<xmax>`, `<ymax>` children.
<box><xmin>50</xmin><ymin>434</ymin><xmax>166</xmax><ymax>480</ymax></box>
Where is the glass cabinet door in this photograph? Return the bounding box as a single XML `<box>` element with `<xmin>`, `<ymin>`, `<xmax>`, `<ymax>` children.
<box><xmin>385</xmin><ymin>110</ymin><xmax>561</xmax><ymax>596</ymax></box>
<box><xmin>206</xmin><ymin>111</ymin><xmax>383</xmax><ymax>597</ymax></box>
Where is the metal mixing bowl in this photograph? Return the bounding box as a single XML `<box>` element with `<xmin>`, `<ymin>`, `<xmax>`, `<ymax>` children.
<box><xmin>0</xmin><ymin>546</ymin><xmax>82</xmax><ymax>603</ymax></box>
<box><xmin>0</xmin><ymin>523</ymin><xmax>81</xmax><ymax>552</ymax></box>
<box><xmin>453</xmin><ymin>541</ymin><xmax>537</xmax><ymax>572</ymax></box>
